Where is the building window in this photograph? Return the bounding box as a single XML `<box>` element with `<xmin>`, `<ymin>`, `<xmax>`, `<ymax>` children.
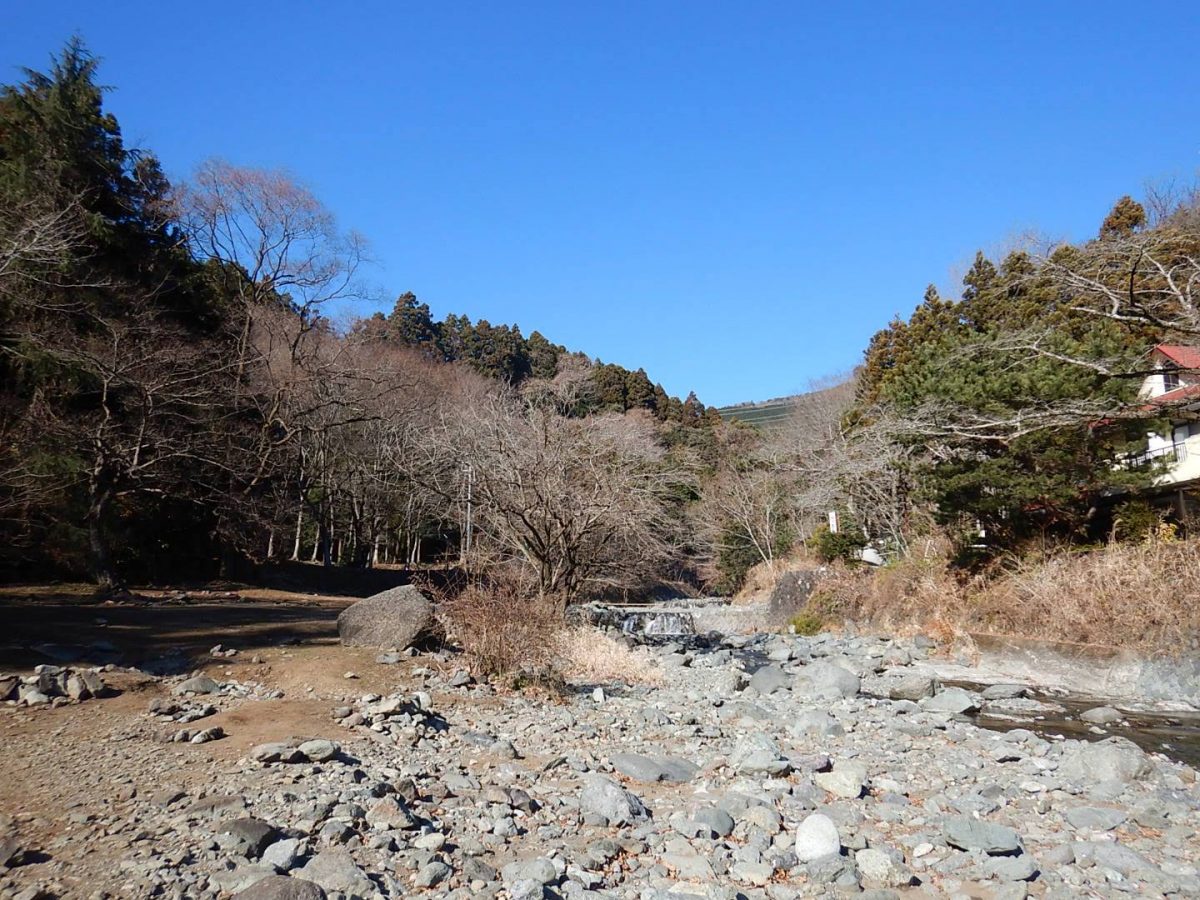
<box><xmin>1164</xmin><ymin>367</ymin><xmax>1181</xmax><ymax>391</ymax></box>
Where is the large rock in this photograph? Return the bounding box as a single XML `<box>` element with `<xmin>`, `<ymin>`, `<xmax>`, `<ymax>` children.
<box><xmin>336</xmin><ymin>586</ymin><xmax>440</xmax><ymax>650</ymax></box>
<box><xmin>1065</xmin><ymin>807</ymin><xmax>1127</xmax><ymax>831</ymax></box>
<box><xmin>856</xmin><ymin>848</ymin><xmax>911</xmax><ymax>888</ymax></box>
<box><xmin>920</xmin><ymin>686</ymin><xmax>981</xmax><ymax>715</ymax></box>
<box><xmin>748</xmin><ymin>664</ymin><xmax>790</xmax><ymax>695</ymax></box>
<box><xmin>1057</xmin><ymin>737</ymin><xmax>1151</xmax><ymax>784</ymax></box>
<box><xmin>579</xmin><ymin>775</ymin><xmax>648</xmax><ymax>826</ymax></box>
<box><xmin>814</xmin><ymin>760</ymin><xmax>868</xmax><ymax>799</ymax></box>
<box><xmin>174</xmin><ymin>674</ymin><xmax>221</xmax><ymax>695</ymax></box>
<box><xmin>729</xmin><ymin>733</ymin><xmax>790</xmax><ymax>775</ymax></box>
<box><xmin>795</xmin><ymin>813</ymin><xmax>841</xmax><ymax>862</ymax></box>
<box><xmin>364</xmin><ymin>796</ymin><xmax>417</xmax><ymax>830</ymax></box>
<box><xmin>942</xmin><ymin>816</ymin><xmax>1022</xmax><ymax>855</ymax></box>
<box><xmin>789</xmin><ymin>709</ymin><xmax>844</xmax><ymax>738</ymax></box>
<box><xmin>0</xmin><ymin>817</ymin><xmax>23</xmax><ymax>868</ymax></box>
<box><xmin>796</xmin><ymin>660</ymin><xmax>860</xmax><ymax>699</ymax></box>
<box><xmin>884</xmin><ymin>672</ymin><xmax>937</xmax><ymax>701</ymax></box>
<box><xmin>768</xmin><ymin>569</ymin><xmax>825</xmax><ymax>620</ymax></box>
<box><xmin>296</xmin><ymin>850</ymin><xmax>375</xmax><ymax>898</ymax></box>
<box><xmin>233</xmin><ymin>876</ymin><xmax>327</xmax><ymax>900</ymax></box>
<box><xmin>218</xmin><ymin>817</ymin><xmax>278</xmax><ymax>858</ymax></box>
<box><xmin>610</xmin><ymin>752</ymin><xmax>697</xmax><ymax>783</ymax></box>
<box><xmin>1080</xmin><ymin>706</ymin><xmax>1123</xmax><ymax>725</ymax></box>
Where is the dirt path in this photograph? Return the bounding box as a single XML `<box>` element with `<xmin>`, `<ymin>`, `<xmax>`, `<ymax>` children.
<box><xmin>0</xmin><ymin>588</ymin><xmax>419</xmax><ymax>897</ymax></box>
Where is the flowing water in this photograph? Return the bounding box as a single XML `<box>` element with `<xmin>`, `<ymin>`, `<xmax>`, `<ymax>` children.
<box><xmin>951</xmin><ymin>680</ymin><xmax>1200</xmax><ymax>769</ymax></box>
<box><xmin>620</xmin><ymin>610</ymin><xmax>696</xmax><ymax>636</ymax></box>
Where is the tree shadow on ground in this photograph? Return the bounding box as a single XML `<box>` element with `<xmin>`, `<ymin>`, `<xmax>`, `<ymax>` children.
<box><xmin>0</xmin><ymin>591</ymin><xmax>343</xmax><ymax>671</ymax></box>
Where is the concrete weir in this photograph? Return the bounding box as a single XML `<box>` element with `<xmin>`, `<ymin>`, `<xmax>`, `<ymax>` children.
<box><xmin>938</xmin><ymin>632</ymin><xmax>1200</xmax><ymax>708</ymax></box>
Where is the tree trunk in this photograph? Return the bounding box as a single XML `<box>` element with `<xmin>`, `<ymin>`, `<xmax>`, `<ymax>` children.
<box><xmin>291</xmin><ymin>502</ymin><xmax>304</xmax><ymax>561</ymax></box>
<box><xmin>87</xmin><ymin>487</ymin><xmax>119</xmax><ymax>589</ymax></box>
<box><xmin>320</xmin><ymin>512</ymin><xmax>333</xmax><ymax>567</ymax></box>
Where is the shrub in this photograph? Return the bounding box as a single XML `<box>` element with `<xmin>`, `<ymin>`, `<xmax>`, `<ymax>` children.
<box><xmin>439</xmin><ymin>570</ymin><xmax>667</xmax><ymax>686</ymax></box>
<box><xmin>808</xmin><ymin>524</ymin><xmax>867</xmax><ymax>563</ymax></box>
<box><xmin>801</xmin><ymin>533</ymin><xmax>968</xmax><ymax>634</ymax></box>
<box><xmin>440</xmin><ymin>573</ymin><xmax>564</xmax><ymax>679</ymax></box>
<box><xmin>713</xmin><ymin>528</ymin><xmax>763</xmax><ymax>594</ymax></box>
<box><xmin>788</xmin><ymin>609</ymin><xmax>825</xmax><ymax>636</ymax></box>
<box><xmin>1111</xmin><ymin>499</ymin><xmax>1161</xmax><ymax>542</ymax></box>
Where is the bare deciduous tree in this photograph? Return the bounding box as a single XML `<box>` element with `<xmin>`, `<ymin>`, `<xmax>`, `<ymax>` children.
<box><xmin>8</xmin><ymin>292</ymin><xmax>243</xmax><ymax>586</ymax></box>
<box><xmin>444</xmin><ymin>394</ymin><xmax>687</xmax><ymax>599</ymax></box>
<box><xmin>176</xmin><ymin>160</ymin><xmax>368</xmax><ymax>390</ymax></box>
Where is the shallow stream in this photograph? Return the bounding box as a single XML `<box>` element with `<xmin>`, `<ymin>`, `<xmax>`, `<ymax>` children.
<box><xmin>952</xmin><ymin>679</ymin><xmax>1200</xmax><ymax>769</ymax></box>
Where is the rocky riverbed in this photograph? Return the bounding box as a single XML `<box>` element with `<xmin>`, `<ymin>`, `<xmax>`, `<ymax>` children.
<box><xmin>2</xmin><ymin>614</ymin><xmax>1199</xmax><ymax>899</ymax></box>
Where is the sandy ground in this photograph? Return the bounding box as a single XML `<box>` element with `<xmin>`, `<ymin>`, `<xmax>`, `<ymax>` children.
<box><xmin>0</xmin><ymin>586</ymin><xmax>443</xmax><ymax>897</ymax></box>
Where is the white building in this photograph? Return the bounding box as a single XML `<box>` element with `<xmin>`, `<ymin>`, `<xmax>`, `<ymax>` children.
<box><xmin>1137</xmin><ymin>344</ymin><xmax>1200</xmax><ymax>486</ymax></box>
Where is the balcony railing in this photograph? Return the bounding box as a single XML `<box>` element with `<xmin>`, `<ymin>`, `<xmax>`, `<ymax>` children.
<box><xmin>1128</xmin><ymin>442</ymin><xmax>1188</xmax><ymax>468</ymax></box>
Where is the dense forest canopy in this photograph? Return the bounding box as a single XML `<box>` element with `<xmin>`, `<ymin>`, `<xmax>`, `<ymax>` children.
<box><xmin>3</xmin><ymin>40</ymin><xmax>1198</xmax><ymax>597</ymax></box>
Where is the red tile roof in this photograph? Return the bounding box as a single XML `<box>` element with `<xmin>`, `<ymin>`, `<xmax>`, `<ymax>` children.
<box><xmin>1152</xmin><ymin>383</ymin><xmax>1200</xmax><ymax>406</ymax></box>
<box><xmin>1156</xmin><ymin>344</ymin><xmax>1200</xmax><ymax>369</ymax></box>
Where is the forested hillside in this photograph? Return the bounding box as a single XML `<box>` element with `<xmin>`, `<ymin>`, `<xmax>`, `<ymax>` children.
<box><xmin>4</xmin><ymin>41</ymin><xmax>1200</xmax><ymax>626</ymax></box>
<box><xmin>0</xmin><ymin>42</ymin><xmax>722</xmax><ymax>591</ymax></box>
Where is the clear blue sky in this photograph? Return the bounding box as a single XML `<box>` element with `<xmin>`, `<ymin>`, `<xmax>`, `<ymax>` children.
<box><xmin>5</xmin><ymin>3</ymin><xmax>1198</xmax><ymax>406</ymax></box>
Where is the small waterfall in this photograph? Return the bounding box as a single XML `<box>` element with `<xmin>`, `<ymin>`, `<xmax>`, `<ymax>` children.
<box><xmin>620</xmin><ymin>610</ymin><xmax>696</xmax><ymax>636</ymax></box>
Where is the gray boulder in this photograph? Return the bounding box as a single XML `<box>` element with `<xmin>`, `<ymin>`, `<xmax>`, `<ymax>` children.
<box><xmin>0</xmin><ymin>818</ymin><xmax>22</xmax><ymax>868</ymax></box>
<box><xmin>1065</xmin><ymin>806</ymin><xmax>1127</xmax><ymax>831</ymax></box>
<box><xmin>814</xmin><ymin>760</ymin><xmax>868</xmax><ymax>799</ymax></box>
<box><xmin>768</xmin><ymin>569</ymin><xmax>825</xmax><ymax>620</ymax></box>
<box><xmin>233</xmin><ymin>876</ymin><xmax>327</xmax><ymax>900</ymax></box>
<box><xmin>748</xmin><ymin>664</ymin><xmax>790</xmax><ymax>695</ymax></box>
<box><xmin>414</xmin><ymin>861</ymin><xmax>452</xmax><ymax>888</ymax></box>
<box><xmin>789</xmin><ymin>709</ymin><xmax>844</xmax><ymax>738</ymax></box>
<box><xmin>579</xmin><ymin>775</ymin><xmax>648</xmax><ymax>825</ymax></box>
<box><xmin>855</xmin><ymin>847</ymin><xmax>911</xmax><ymax>888</ymax></box>
<box><xmin>610</xmin><ymin>752</ymin><xmax>697</xmax><ymax>783</ymax></box>
<box><xmin>336</xmin><ymin>585</ymin><xmax>440</xmax><ymax>649</ymax></box>
<box><xmin>796</xmin><ymin>660</ymin><xmax>860</xmax><ymax>699</ymax></box>
<box><xmin>296</xmin><ymin>739</ymin><xmax>340</xmax><ymax>762</ymax></box>
<box><xmin>1074</xmin><ymin>840</ymin><xmax>1154</xmax><ymax>875</ymax></box>
<box><xmin>502</xmin><ymin>857</ymin><xmax>558</xmax><ymax>886</ymax></box>
<box><xmin>885</xmin><ymin>672</ymin><xmax>937</xmax><ymax>701</ymax></box>
<box><xmin>218</xmin><ymin>817</ymin><xmax>278</xmax><ymax>858</ymax></box>
<box><xmin>942</xmin><ymin>816</ymin><xmax>1022</xmax><ymax>855</ymax></box>
<box><xmin>296</xmin><ymin>850</ymin><xmax>375</xmax><ymax>898</ymax></box>
<box><xmin>689</xmin><ymin>806</ymin><xmax>735</xmax><ymax>838</ymax></box>
<box><xmin>262</xmin><ymin>838</ymin><xmax>304</xmax><ymax>871</ymax></box>
<box><xmin>1080</xmin><ymin>706</ymin><xmax>1123</xmax><ymax>725</ymax></box>
<box><xmin>920</xmin><ymin>686</ymin><xmax>981</xmax><ymax>715</ymax></box>
<box><xmin>364</xmin><ymin>796</ymin><xmax>417</xmax><ymax>830</ymax></box>
<box><xmin>174</xmin><ymin>674</ymin><xmax>221</xmax><ymax>695</ymax></box>
<box><xmin>729</xmin><ymin>733</ymin><xmax>790</xmax><ymax>775</ymax></box>
<box><xmin>1057</xmin><ymin>737</ymin><xmax>1151</xmax><ymax>784</ymax></box>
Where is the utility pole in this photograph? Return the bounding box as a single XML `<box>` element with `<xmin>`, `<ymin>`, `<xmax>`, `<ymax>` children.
<box><xmin>461</xmin><ymin>464</ymin><xmax>474</xmax><ymax>564</ymax></box>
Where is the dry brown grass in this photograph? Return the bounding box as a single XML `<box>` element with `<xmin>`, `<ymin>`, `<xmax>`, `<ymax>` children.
<box><xmin>971</xmin><ymin>538</ymin><xmax>1200</xmax><ymax>649</ymax></box>
<box><xmin>439</xmin><ymin>572</ymin><xmax>668</xmax><ymax>685</ymax></box>
<box><xmin>810</xmin><ymin>533</ymin><xmax>967</xmax><ymax>632</ymax></box>
<box><xmin>554</xmin><ymin>627</ymin><xmax>665</xmax><ymax>686</ymax></box>
<box><xmin>803</xmin><ymin>534</ymin><xmax>1200</xmax><ymax>653</ymax></box>
<box><xmin>439</xmin><ymin>575</ymin><xmax>564</xmax><ymax>679</ymax></box>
